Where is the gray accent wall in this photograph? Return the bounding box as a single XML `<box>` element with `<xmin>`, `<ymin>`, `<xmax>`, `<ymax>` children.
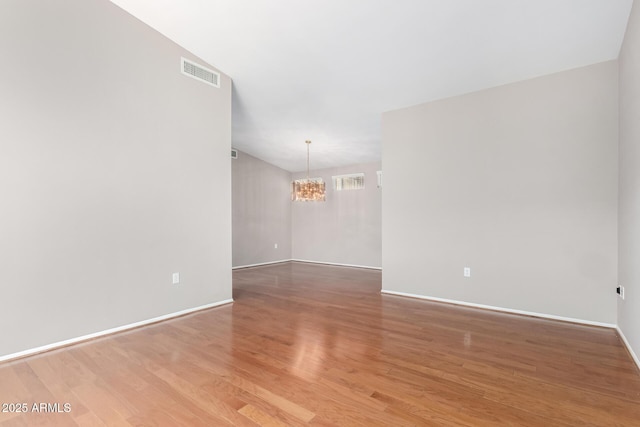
<box><xmin>0</xmin><ymin>0</ymin><xmax>232</xmax><ymax>358</ymax></box>
<box><xmin>232</xmin><ymin>150</ymin><xmax>292</xmax><ymax>267</ymax></box>
<box><xmin>382</xmin><ymin>61</ymin><xmax>618</xmax><ymax>324</ymax></box>
<box><xmin>292</xmin><ymin>162</ymin><xmax>382</xmax><ymax>268</ymax></box>
<box><xmin>619</xmin><ymin>1</ymin><xmax>640</xmax><ymax>362</ymax></box>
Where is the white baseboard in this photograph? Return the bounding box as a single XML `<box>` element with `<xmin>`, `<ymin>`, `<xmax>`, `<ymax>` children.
<box><xmin>616</xmin><ymin>326</ymin><xmax>640</xmax><ymax>372</ymax></box>
<box><xmin>381</xmin><ymin>290</ymin><xmax>616</xmax><ymax>329</ymax></box>
<box><xmin>233</xmin><ymin>259</ymin><xmax>382</xmax><ymax>271</ymax></box>
<box><xmin>0</xmin><ymin>299</ymin><xmax>233</xmax><ymax>363</ymax></box>
<box><xmin>232</xmin><ymin>259</ymin><xmax>292</xmax><ymax>269</ymax></box>
<box><xmin>291</xmin><ymin>259</ymin><xmax>382</xmax><ymax>270</ymax></box>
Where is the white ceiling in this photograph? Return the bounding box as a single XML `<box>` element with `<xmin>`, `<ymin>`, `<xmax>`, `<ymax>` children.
<box><xmin>110</xmin><ymin>0</ymin><xmax>632</xmax><ymax>172</ymax></box>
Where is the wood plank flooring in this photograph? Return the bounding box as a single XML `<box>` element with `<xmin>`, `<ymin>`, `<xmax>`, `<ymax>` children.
<box><xmin>1</xmin><ymin>261</ymin><xmax>639</xmax><ymax>426</ymax></box>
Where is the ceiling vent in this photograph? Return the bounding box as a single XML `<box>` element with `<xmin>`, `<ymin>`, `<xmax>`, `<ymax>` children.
<box><xmin>181</xmin><ymin>57</ymin><xmax>220</xmax><ymax>88</ymax></box>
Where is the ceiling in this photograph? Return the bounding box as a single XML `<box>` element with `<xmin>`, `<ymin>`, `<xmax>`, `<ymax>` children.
<box><xmin>110</xmin><ymin>0</ymin><xmax>632</xmax><ymax>172</ymax></box>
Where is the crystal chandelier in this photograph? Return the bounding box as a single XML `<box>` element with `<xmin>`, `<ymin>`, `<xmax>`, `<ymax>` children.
<box><xmin>291</xmin><ymin>140</ymin><xmax>326</xmax><ymax>202</ymax></box>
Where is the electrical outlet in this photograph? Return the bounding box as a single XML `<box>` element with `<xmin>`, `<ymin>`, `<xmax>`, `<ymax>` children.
<box><xmin>463</xmin><ymin>267</ymin><xmax>471</xmax><ymax>278</ymax></box>
<box><xmin>172</xmin><ymin>272</ymin><xmax>180</xmax><ymax>285</ymax></box>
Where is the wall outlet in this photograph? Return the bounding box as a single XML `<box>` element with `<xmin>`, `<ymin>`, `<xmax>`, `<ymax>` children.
<box><xmin>172</xmin><ymin>272</ymin><xmax>180</xmax><ymax>285</ymax></box>
<box><xmin>463</xmin><ymin>267</ymin><xmax>471</xmax><ymax>278</ymax></box>
<box><xmin>274</xmin><ymin>243</ymin><xmax>278</xmax><ymax>249</ymax></box>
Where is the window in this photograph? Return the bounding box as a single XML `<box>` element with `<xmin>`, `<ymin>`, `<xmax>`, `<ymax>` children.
<box><xmin>333</xmin><ymin>173</ymin><xmax>365</xmax><ymax>191</ymax></box>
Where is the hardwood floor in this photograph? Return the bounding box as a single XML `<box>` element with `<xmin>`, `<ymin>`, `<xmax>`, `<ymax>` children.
<box><xmin>1</xmin><ymin>261</ymin><xmax>639</xmax><ymax>426</ymax></box>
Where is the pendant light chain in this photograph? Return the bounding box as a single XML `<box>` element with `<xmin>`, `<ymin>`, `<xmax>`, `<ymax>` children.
<box><xmin>306</xmin><ymin>140</ymin><xmax>311</xmax><ymax>180</ymax></box>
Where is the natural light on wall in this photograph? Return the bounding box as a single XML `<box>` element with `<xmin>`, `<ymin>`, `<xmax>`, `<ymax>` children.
<box><xmin>333</xmin><ymin>173</ymin><xmax>365</xmax><ymax>191</ymax></box>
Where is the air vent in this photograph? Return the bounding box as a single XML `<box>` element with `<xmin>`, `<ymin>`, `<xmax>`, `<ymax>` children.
<box><xmin>231</xmin><ymin>149</ymin><xmax>238</xmax><ymax>159</ymax></box>
<box><xmin>181</xmin><ymin>57</ymin><xmax>220</xmax><ymax>88</ymax></box>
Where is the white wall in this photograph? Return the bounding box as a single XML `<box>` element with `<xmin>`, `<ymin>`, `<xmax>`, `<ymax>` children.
<box><xmin>231</xmin><ymin>150</ymin><xmax>381</xmax><ymax>269</ymax></box>
<box><xmin>382</xmin><ymin>61</ymin><xmax>618</xmax><ymax>324</ymax></box>
<box><xmin>619</xmin><ymin>0</ymin><xmax>640</xmax><ymax>364</ymax></box>
<box><xmin>292</xmin><ymin>162</ymin><xmax>382</xmax><ymax>268</ymax></box>
<box><xmin>0</xmin><ymin>0</ymin><xmax>232</xmax><ymax>358</ymax></box>
<box><xmin>232</xmin><ymin>150</ymin><xmax>292</xmax><ymax>267</ymax></box>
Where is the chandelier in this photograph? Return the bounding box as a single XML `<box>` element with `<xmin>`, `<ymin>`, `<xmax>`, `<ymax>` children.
<box><xmin>291</xmin><ymin>140</ymin><xmax>326</xmax><ymax>202</ymax></box>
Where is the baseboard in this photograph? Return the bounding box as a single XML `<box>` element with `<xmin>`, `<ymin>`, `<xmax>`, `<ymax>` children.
<box><xmin>616</xmin><ymin>326</ymin><xmax>640</xmax><ymax>372</ymax></box>
<box><xmin>291</xmin><ymin>259</ymin><xmax>382</xmax><ymax>270</ymax></box>
<box><xmin>233</xmin><ymin>259</ymin><xmax>382</xmax><ymax>271</ymax></box>
<box><xmin>232</xmin><ymin>259</ymin><xmax>292</xmax><ymax>269</ymax></box>
<box><xmin>381</xmin><ymin>290</ymin><xmax>616</xmax><ymax>329</ymax></box>
<box><xmin>0</xmin><ymin>299</ymin><xmax>233</xmax><ymax>363</ymax></box>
